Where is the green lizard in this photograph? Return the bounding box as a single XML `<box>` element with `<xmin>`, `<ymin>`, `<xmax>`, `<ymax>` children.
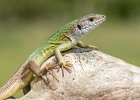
<box><xmin>0</xmin><ymin>14</ymin><xmax>106</xmax><ymax>100</ymax></box>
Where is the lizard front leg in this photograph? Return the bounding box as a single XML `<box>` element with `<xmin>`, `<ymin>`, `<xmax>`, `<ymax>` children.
<box><xmin>77</xmin><ymin>41</ymin><xmax>98</xmax><ymax>50</ymax></box>
<box><xmin>55</xmin><ymin>41</ymin><xmax>76</xmax><ymax>77</ymax></box>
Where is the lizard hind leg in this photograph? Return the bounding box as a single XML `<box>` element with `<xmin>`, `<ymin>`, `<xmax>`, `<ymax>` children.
<box><xmin>42</xmin><ymin>63</ymin><xmax>60</xmax><ymax>82</ymax></box>
<box><xmin>28</xmin><ymin>60</ymin><xmax>59</xmax><ymax>84</ymax></box>
<box><xmin>27</xmin><ymin>60</ymin><xmax>49</xmax><ymax>84</ymax></box>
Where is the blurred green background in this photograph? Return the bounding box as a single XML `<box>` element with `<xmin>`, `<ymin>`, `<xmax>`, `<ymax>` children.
<box><xmin>0</xmin><ymin>0</ymin><xmax>140</xmax><ymax>98</ymax></box>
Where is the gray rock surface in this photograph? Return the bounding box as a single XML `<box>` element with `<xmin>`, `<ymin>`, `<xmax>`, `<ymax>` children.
<box><xmin>13</xmin><ymin>48</ymin><xmax>140</xmax><ymax>100</ymax></box>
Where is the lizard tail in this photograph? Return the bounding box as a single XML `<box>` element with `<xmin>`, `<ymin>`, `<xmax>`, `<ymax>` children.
<box><xmin>0</xmin><ymin>78</ymin><xmax>22</xmax><ymax>100</ymax></box>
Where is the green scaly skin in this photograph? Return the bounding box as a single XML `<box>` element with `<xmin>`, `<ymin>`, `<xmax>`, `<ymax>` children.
<box><xmin>0</xmin><ymin>14</ymin><xmax>106</xmax><ymax>100</ymax></box>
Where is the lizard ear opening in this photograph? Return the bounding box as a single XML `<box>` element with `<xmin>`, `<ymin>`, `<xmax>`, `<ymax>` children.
<box><xmin>77</xmin><ymin>24</ymin><xmax>82</xmax><ymax>30</ymax></box>
<box><xmin>89</xmin><ymin>18</ymin><xmax>94</xmax><ymax>22</ymax></box>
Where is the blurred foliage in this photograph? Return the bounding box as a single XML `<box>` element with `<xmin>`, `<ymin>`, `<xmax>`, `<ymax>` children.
<box><xmin>0</xmin><ymin>0</ymin><xmax>140</xmax><ymax>98</ymax></box>
<box><xmin>0</xmin><ymin>0</ymin><xmax>139</xmax><ymax>21</ymax></box>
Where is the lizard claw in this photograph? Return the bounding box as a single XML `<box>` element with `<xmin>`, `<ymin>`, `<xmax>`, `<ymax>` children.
<box><xmin>57</xmin><ymin>61</ymin><xmax>73</xmax><ymax>77</ymax></box>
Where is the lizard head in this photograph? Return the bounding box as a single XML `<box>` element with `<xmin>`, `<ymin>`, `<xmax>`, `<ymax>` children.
<box><xmin>76</xmin><ymin>14</ymin><xmax>106</xmax><ymax>34</ymax></box>
<box><xmin>65</xmin><ymin>14</ymin><xmax>106</xmax><ymax>42</ymax></box>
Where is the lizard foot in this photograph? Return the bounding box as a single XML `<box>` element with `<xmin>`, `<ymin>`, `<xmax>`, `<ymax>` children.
<box><xmin>85</xmin><ymin>45</ymin><xmax>98</xmax><ymax>50</ymax></box>
<box><xmin>41</xmin><ymin>63</ymin><xmax>59</xmax><ymax>83</ymax></box>
<box><xmin>57</xmin><ymin>61</ymin><xmax>73</xmax><ymax>77</ymax></box>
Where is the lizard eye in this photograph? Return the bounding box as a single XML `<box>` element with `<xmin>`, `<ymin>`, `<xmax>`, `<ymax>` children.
<box><xmin>77</xmin><ymin>24</ymin><xmax>82</xmax><ymax>30</ymax></box>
